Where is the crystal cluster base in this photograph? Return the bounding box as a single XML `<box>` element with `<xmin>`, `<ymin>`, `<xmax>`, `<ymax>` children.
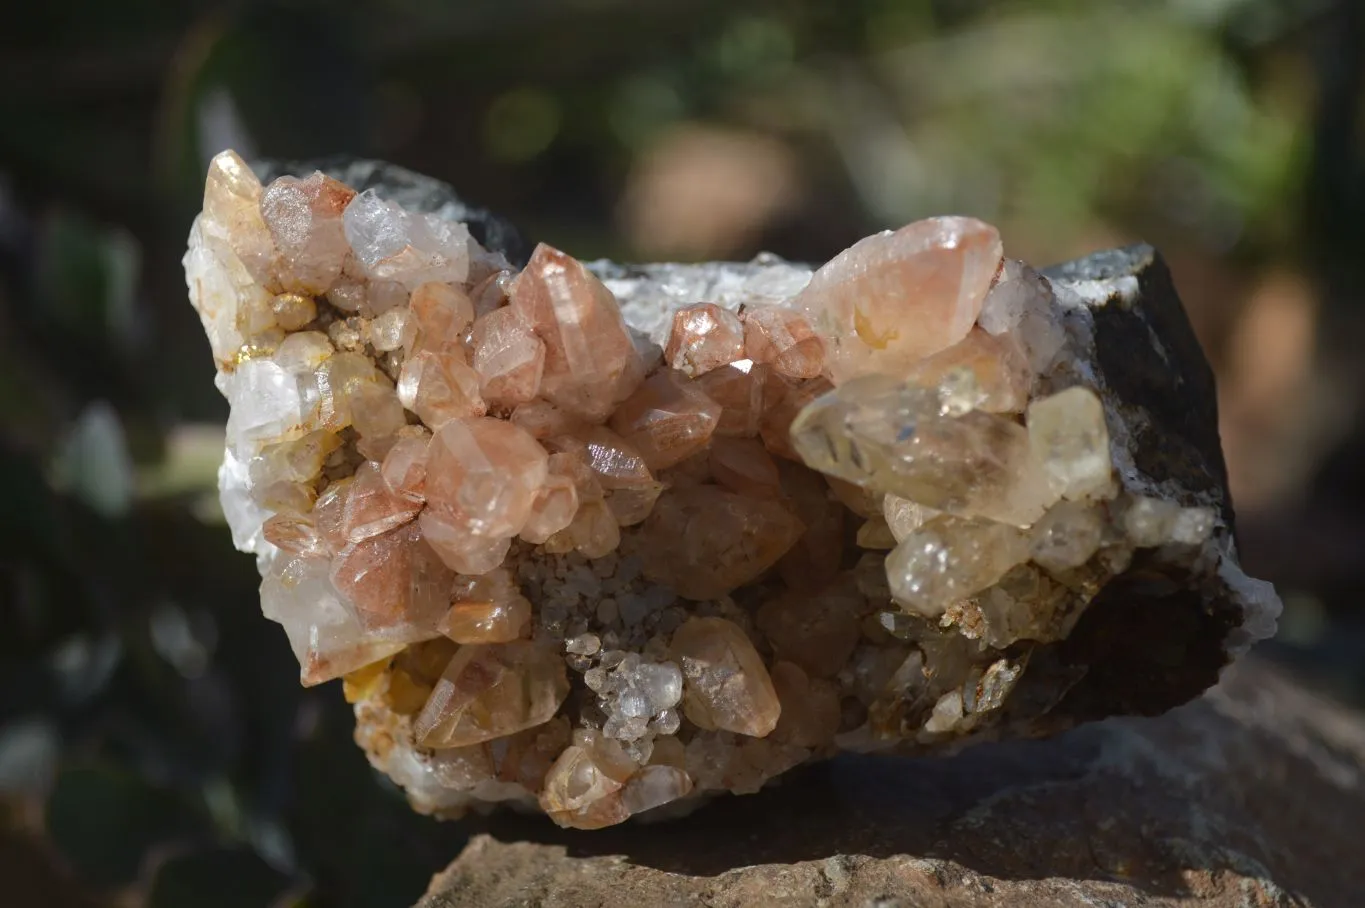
<box><xmin>186</xmin><ymin>153</ymin><xmax>1280</xmax><ymax>830</ymax></box>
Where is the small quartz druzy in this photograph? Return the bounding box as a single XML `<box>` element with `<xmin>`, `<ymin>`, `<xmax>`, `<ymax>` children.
<box><xmin>187</xmin><ymin>153</ymin><xmax>1281</xmax><ymax>830</ymax></box>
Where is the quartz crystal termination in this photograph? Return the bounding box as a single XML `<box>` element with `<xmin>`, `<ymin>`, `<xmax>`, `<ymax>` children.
<box><xmin>186</xmin><ymin>152</ymin><xmax>1280</xmax><ymax>830</ymax></box>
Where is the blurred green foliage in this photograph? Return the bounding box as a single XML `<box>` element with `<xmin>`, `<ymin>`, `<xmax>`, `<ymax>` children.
<box><xmin>0</xmin><ymin>0</ymin><xmax>1355</xmax><ymax>906</ymax></box>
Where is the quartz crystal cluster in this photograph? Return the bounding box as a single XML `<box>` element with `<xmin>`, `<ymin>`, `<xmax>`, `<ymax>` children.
<box><xmin>186</xmin><ymin>153</ymin><xmax>1281</xmax><ymax>830</ymax></box>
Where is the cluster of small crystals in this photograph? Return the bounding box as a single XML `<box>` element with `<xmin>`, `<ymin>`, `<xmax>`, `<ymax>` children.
<box><xmin>188</xmin><ymin>152</ymin><xmax>1223</xmax><ymax>830</ymax></box>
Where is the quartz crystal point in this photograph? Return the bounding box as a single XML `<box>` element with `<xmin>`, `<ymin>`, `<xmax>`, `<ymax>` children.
<box><xmin>187</xmin><ymin>154</ymin><xmax>1281</xmax><ymax>831</ymax></box>
<box><xmin>793</xmin><ymin>217</ymin><xmax>1002</xmax><ymax>383</ymax></box>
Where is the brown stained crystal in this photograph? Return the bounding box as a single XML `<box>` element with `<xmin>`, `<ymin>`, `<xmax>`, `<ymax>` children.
<box><xmin>539</xmin><ymin>743</ymin><xmax>632</xmax><ymax>830</ymax></box>
<box><xmin>769</xmin><ymin>661</ymin><xmax>841</xmax><ymax>748</ymax></box>
<box><xmin>188</xmin><ymin>157</ymin><xmax>1278</xmax><ymax>831</ymax></box>
<box><xmin>776</xmin><ymin>463</ymin><xmax>845</xmax><ymax>589</ymax></box>
<box><xmin>439</xmin><ymin>569</ymin><xmax>532</xmax><ymax>644</ymax></box>
<box><xmin>759</xmin><ymin>375</ymin><xmax>833</xmax><ymax>461</ymax></box>
<box><xmin>694</xmin><ymin>360</ymin><xmax>773</xmax><ymax>438</ymax></box>
<box><xmin>637</xmin><ymin>484</ymin><xmax>804</xmax><ymax>600</ymax></box>
<box><xmin>415</xmin><ymin>642</ymin><xmax>569</xmax><ymax>748</ymax></box>
<box><xmin>756</xmin><ymin>577</ymin><xmax>865</xmax><ymax>678</ymax></box>
<box><xmin>708</xmin><ymin>436</ymin><xmax>782</xmax><ymax>500</ymax></box>
<box><xmin>670</xmin><ymin>617</ymin><xmax>781</xmax><ymax>738</ymax></box>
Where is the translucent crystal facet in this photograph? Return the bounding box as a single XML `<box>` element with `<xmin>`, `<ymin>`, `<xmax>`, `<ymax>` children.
<box><xmin>742</xmin><ymin>305</ymin><xmax>824</xmax><ymax>380</ymax></box>
<box><xmin>794</xmin><ymin>217</ymin><xmax>1003</xmax><ymax>383</ymax></box>
<box><xmin>1026</xmin><ymin>386</ymin><xmax>1115</xmax><ymax>501</ymax></box>
<box><xmin>343</xmin><ymin>189</ymin><xmax>472</xmax><ymax>288</ymax></box>
<box><xmin>470</xmin><ymin>306</ymin><xmax>546</xmax><ymax>408</ymax></box>
<box><xmin>791</xmin><ymin>375</ymin><xmax>1056</xmax><ymax>526</ymax></box>
<box><xmin>886</xmin><ymin>516</ymin><xmax>1030</xmax><ymax>617</ymax></box>
<box><xmin>510</xmin><ymin>244</ymin><xmax>645</xmax><ymax>421</ymax></box>
<box><xmin>670</xmin><ymin>617</ymin><xmax>781</xmax><ymax>737</ymax></box>
<box><xmin>608</xmin><ymin>370</ymin><xmax>722</xmax><ymax>471</ymax></box>
<box><xmin>259</xmin><ymin>172</ymin><xmax>355</xmax><ymax>295</ymax></box>
<box><xmin>664</xmin><ymin>303</ymin><xmax>745</xmax><ymax>378</ymax></box>
<box><xmin>415</xmin><ymin>642</ymin><xmax>569</xmax><ymax>748</ymax></box>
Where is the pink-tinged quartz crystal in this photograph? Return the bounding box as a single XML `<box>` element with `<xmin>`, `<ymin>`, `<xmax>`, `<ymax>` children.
<box><xmin>341</xmin><ymin>462</ymin><xmax>423</xmax><ymax>542</ymax></box>
<box><xmin>330</xmin><ymin>522</ymin><xmax>451</xmax><ymax>635</ymax></box>
<box><xmin>470</xmin><ymin>306</ymin><xmax>546</xmax><ymax>408</ymax></box>
<box><xmin>380</xmin><ymin>431</ymin><xmax>431</xmax><ymax>503</ymax></box>
<box><xmin>694</xmin><ymin>360</ymin><xmax>773</xmax><ymax>438</ymax></box>
<box><xmin>423</xmin><ymin>417</ymin><xmax>549</xmax><ymax>542</ymax></box>
<box><xmin>741</xmin><ymin>305</ymin><xmax>824</xmax><ymax>380</ymax></box>
<box><xmin>418</xmin><ymin>512</ymin><xmax>513</xmax><ymax>575</ymax></box>
<box><xmin>438</xmin><ymin>569</ymin><xmax>533</xmax><ymax>644</ymax></box>
<box><xmin>396</xmin><ymin>350</ymin><xmax>486</xmax><ymax>428</ymax></box>
<box><xmin>793</xmin><ymin>216</ymin><xmax>1003</xmax><ymax>384</ymax></box>
<box><xmin>509</xmin><ymin>244</ymin><xmax>645</xmax><ymax>422</ymax></box>
<box><xmin>408</xmin><ymin>282</ymin><xmax>474</xmax><ymax>354</ymax></box>
<box><xmin>664</xmin><ymin>303</ymin><xmax>745</xmax><ymax>378</ymax></box>
<box><xmin>509</xmin><ymin>399</ymin><xmax>588</xmax><ymax>440</ymax></box>
<box><xmin>520</xmin><ymin>457</ymin><xmax>580</xmax><ymax>544</ymax></box>
<box><xmin>259</xmin><ymin>172</ymin><xmax>356</xmax><ymax>295</ymax></box>
<box><xmin>188</xmin><ymin>155</ymin><xmax>1278</xmax><ymax>835</ymax></box>
<box><xmin>555</xmin><ymin>429</ymin><xmax>665</xmax><ymax>528</ymax></box>
<box><xmin>608</xmin><ymin>371</ymin><xmax>722</xmax><ymax>471</ymax></box>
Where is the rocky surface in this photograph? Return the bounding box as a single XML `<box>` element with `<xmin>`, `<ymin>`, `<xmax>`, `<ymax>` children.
<box><xmin>418</xmin><ymin>655</ymin><xmax>1364</xmax><ymax>907</ymax></box>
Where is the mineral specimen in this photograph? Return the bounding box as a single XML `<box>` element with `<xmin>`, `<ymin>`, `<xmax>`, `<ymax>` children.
<box><xmin>188</xmin><ymin>152</ymin><xmax>1281</xmax><ymax>830</ymax></box>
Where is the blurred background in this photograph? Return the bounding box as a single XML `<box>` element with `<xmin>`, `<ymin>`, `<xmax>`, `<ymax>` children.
<box><xmin>2</xmin><ymin>0</ymin><xmax>1363</xmax><ymax>905</ymax></box>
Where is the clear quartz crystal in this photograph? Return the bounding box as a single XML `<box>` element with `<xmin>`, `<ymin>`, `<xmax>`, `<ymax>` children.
<box><xmin>343</xmin><ymin>190</ymin><xmax>473</xmax><ymax>288</ymax></box>
<box><xmin>1026</xmin><ymin>386</ymin><xmax>1115</xmax><ymax>501</ymax></box>
<box><xmin>791</xmin><ymin>374</ymin><xmax>1057</xmax><ymax>526</ymax></box>
<box><xmin>885</xmin><ymin>516</ymin><xmax>1030</xmax><ymax>618</ymax></box>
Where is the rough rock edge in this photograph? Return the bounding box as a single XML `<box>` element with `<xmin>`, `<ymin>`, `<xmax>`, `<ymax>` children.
<box><xmin>417</xmin><ymin>655</ymin><xmax>1360</xmax><ymax>908</ymax></box>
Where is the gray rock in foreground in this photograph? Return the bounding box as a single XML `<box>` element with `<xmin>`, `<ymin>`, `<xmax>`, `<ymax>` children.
<box><xmin>418</xmin><ymin>655</ymin><xmax>1362</xmax><ymax>908</ymax></box>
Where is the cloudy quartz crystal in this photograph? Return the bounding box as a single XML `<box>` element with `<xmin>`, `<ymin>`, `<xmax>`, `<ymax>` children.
<box><xmin>187</xmin><ymin>152</ymin><xmax>1281</xmax><ymax>830</ymax></box>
